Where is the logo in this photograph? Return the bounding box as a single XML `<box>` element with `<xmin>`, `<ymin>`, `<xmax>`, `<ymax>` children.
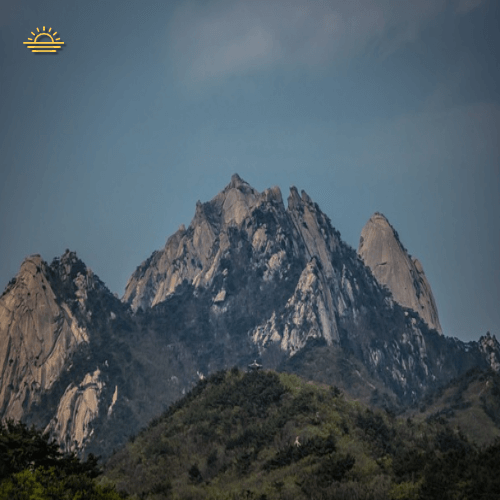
<box><xmin>23</xmin><ymin>27</ymin><xmax>64</xmax><ymax>53</ymax></box>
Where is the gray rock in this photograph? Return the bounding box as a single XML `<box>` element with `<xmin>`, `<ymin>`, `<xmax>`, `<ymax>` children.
<box><xmin>123</xmin><ymin>174</ymin><xmax>286</xmax><ymax>311</ymax></box>
<box><xmin>358</xmin><ymin>212</ymin><xmax>442</xmax><ymax>334</ymax></box>
<box><xmin>0</xmin><ymin>254</ymin><xmax>89</xmax><ymax>422</ymax></box>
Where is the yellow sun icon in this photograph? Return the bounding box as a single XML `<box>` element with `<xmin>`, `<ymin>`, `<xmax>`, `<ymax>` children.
<box><xmin>23</xmin><ymin>27</ymin><xmax>64</xmax><ymax>53</ymax></box>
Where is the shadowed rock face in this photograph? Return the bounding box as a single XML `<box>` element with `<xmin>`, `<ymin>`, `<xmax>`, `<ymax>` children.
<box><xmin>358</xmin><ymin>213</ymin><xmax>442</xmax><ymax>334</ymax></box>
<box><xmin>1</xmin><ymin>176</ymin><xmax>498</xmax><ymax>458</ymax></box>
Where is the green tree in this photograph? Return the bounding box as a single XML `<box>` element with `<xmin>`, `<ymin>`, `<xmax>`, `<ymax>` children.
<box><xmin>0</xmin><ymin>421</ymin><xmax>123</xmax><ymax>500</ymax></box>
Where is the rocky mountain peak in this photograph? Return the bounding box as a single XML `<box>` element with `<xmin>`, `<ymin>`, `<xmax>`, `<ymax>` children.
<box><xmin>228</xmin><ymin>173</ymin><xmax>248</xmax><ymax>189</ymax></box>
<box><xmin>2</xmin><ymin>254</ymin><xmax>48</xmax><ymax>300</ymax></box>
<box><xmin>3</xmin><ymin>254</ymin><xmax>46</xmax><ymax>291</ymax></box>
<box><xmin>0</xmin><ymin>253</ymin><xmax>90</xmax><ymax>422</ymax></box>
<box><xmin>124</xmin><ymin>175</ymin><xmax>290</xmax><ymax>310</ymax></box>
<box><xmin>124</xmin><ymin>176</ymin><xmax>349</xmax><ymax>312</ymax></box>
<box><xmin>287</xmin><ymin>186</ymin><xmax>315</xmax><ymax>211</ymax></box>
<box><xmin>204</xmin><ymin>173</ymin><xmax>260</xmax><ymax>226</ymax></box>
<box><xmin>20</xmin><ymin>253</ymin><xmax>44</xmax><ymax>268</ymax></box>
<box><xmin>360</xmin><ymin>213</ymin><xmax>398</xmax><ymax>243</ymax></box>
<box><xmin>61</xmin><ymin>248</ymin><xmax>79</xmax><ymax>261</ymax></box>
<box><xmin>358</xmin><ymin>212</ymin><xmax>442</xmax><ymax>334</ymax></box>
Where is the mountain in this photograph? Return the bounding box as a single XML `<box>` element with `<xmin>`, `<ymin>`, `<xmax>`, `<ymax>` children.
<box><xmin>122</xmin><ymin>174</ymin><xmax>497</xmax><ymax>397</ymax></box>
<box><xmin>1</xmin><ymin>175</ymin><xmax>499</xmax><ymax>458</ymax></box>
<box><xmin>358</xmin><ymin>212</ymin><xmax>442</xmax><ymax>334</ymax></box>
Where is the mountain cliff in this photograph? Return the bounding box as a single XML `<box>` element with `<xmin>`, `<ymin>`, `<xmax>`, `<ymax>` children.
<box><xmin>0</xmin><ymin>253</ymin><xmax>89</xmax><ymax>422</ymax></box>
<box><xmin>0</xmin><ymin>250</ymin><xmax>139</xmax><ymax>454</ymax></box>
<box><xmin>358</xmin><ymin>212</ymin><xmax>442</xmax><ymax>334</ymax></box>
<box><xmin>1</xmin><ymin>175</ymin><xmax>498</xmax><ymax>458</ymax></box>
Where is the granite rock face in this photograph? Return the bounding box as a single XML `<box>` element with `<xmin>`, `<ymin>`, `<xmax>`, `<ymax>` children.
<box><xmin>358</xmin><ymin>212</ymin><xmax>442</xmax><ymax>334</ymax></box>
<box><xmin>123</xmin><ymin>174</ymin><xmax>288</xmax><ymax>311</ymax></box>
<box><xmin>1</xmin><ymin>175</ymin><xmax>498</xmax><ymax>458</ymax></box>
<box><xmin>0</xmin><ymin>253</ymin><xmax>89</xmax><ymax>422</ymax></box>
<box><xmin>47</xmin><ymin>368</ymin><xmax>105</xmax><ymax>453</ymax></box>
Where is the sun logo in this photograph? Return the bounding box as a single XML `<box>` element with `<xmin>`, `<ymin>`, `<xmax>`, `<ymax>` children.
<box><xmin>23</xmin><ymin>27</ymin><xmax>64</xmax><ymax>53</ymax></box>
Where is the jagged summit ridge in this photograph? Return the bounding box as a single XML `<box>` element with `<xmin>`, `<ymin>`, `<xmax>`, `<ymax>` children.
<box><xmin>358</xmin><ymin>212</ymin><xmax>442</xmax><ymax>334</ymax></box>
<box><xmin>123</xmin><ymin>174</ymin><xmax>326</xmax><ymax>311</ymax></box>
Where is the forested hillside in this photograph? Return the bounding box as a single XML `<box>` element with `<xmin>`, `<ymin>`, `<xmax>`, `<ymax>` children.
<box><xmin>104</xmin><ymin>369</ymin><xmax>500</xmax><ymax>500</ymax></box>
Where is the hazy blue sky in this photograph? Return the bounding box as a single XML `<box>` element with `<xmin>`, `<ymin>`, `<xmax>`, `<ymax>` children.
<box><xmin>1</xmin><ymin>0</ymin><xmax>498</xmax><ymax>342</ymax></box>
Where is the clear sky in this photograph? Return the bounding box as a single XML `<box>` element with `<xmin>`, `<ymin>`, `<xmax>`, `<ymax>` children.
<box><xmin>1</xmin><ymin>0</ymin><xmax>498</xmax><ymax>342</ymax></box>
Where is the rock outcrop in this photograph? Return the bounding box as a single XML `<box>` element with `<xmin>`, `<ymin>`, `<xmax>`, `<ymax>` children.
<box><xmin>46</xmin><ymin>368</ymin><xmax>105</xmax><ymax>453</ymax></box>
<box><xmin>358</xmin><ymin>212</ymin><xmax>442</xmax><ymax>334</ymax></box>
<box><xmin>0</xmin><ymin>253</ymin><xmax>89</xmax><ymax>421</ymax></box>
<box><xmin>479</xmin><ymin>332</ymin><xmax>500</xmax><ymax>372</ymax></box>
<box><xmin>123</xmin><ymin>174</ymin><xmax>289</xmax><ymax>311</ymax></box>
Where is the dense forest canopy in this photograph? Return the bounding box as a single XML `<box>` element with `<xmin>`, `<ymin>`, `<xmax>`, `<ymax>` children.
<box><xmin>0</xmin><ymin>420</ymin><xmax>123</xmax><ymax>499</ymax></box>
<box><xmin>104</xmin><ymin>369</ymin><xmax>500</xmax><ymax>500</ymax></box>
